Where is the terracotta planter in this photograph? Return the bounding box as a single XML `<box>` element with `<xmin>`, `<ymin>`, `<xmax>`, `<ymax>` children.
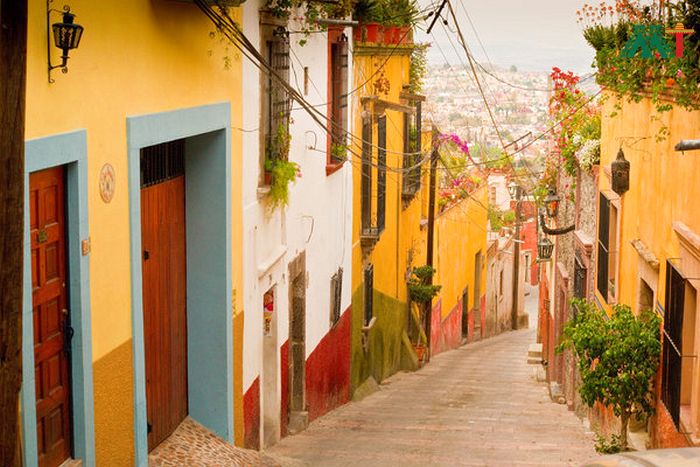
<box><xmin>364</xmin><ymin>23</ymin><xmax>379</xmax><ymax>43</ymax></box>
<box><xmin>263</xmin><ymin>171</ymin><xmax>272</xmax><ymax>186</ymax></box>
<box><xmin>388</xmin><ymin>26</ymin><xmax>401</xmax><ymax>44</ymax></box>
<box><xmin>398</xmin><ymin>26</ymin><xmax>411</xmax><ymax>44</ymax></box>
<box><xmin>353</xmin><ymin>25</ymin><xmax>362</xmax><ymax>42</ymax></box>
<box><xmin>414</xmin><ymin>344</ymin><xmax>426</xmax><ymax>363</ymax></box>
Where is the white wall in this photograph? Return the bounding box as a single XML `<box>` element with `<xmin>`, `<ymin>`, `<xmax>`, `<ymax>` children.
<box><xmin>241</xmin><ymin>0</ymin><xmax>353</xmax><ymax>416</ymax></box>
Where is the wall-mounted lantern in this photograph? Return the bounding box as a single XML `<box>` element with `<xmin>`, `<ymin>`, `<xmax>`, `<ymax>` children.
<box><xmin>544</xmin><ymin>188</ymin><xmax>560</xmax><ymax>219</ymax></box>
<box><xmin>537</xmin><ymin>237</ymin><xmax>554</xmax><ymax>261</ymax></box>
<box><xmin>611</xmin><ymin>148</ymin><xmax>630</xmax><ymax>196</ymax></box>
<box><xmin>48</xmin><ymin>5</ymin><xmax>84</xmax><ymax>82</ymax></box>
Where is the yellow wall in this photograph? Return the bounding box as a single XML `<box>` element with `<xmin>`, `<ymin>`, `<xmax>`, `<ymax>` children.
<box><xmin>598</xmin><ymin>92</ymin><xmax>700</xmax><ymax>312</ymax></box>
<box><xmin>26</xmin><ymin>0</ymin><xmax>244</xmax><ymax>459</ymax></box>
<box><xmin>434</xmin><ymin>184</ymin><xmax>489</xmax><ymax>319</ymax></box>
<box><xmin>350</xmin><ymin>46</ymin><xmax>420</xmax><ymax>298</ymax></box>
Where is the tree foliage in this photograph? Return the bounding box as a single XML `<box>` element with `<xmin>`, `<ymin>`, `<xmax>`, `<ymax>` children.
<box><xmin>557</xmin><ymin>299</ymin><xmax>661</xmax><ymax>452</ymax></box>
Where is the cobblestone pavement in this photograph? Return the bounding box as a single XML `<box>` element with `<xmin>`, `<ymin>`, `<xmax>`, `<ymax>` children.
<box><xmin>266</xmin><ymin>329</ymin><xmax>598</xmax><ymax>467</ymax></box>
<box><xmin>148</xmin><ymin>417</ymin><xmax>292</xmax><ymax>467</ymax></box>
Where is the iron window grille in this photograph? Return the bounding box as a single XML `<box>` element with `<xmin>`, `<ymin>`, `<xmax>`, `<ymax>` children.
<box><xmin>596</xmin><ymin>192</ymin><xmax>610</xmax><ymax>299</ymax></box>
<box><xmin>265</xmin><ymin>27</ymin><xmax>291</xmax><ymax>163</ymax></box>
<box><xmin>364</xmin><ymin>264</ymin><xmax>374</xmax><ymax>326</ymax></box>
<box><xmin>330</xmin><ymin>267</ymin><xmax>343</xmax><ymax>326</ymax></box>
<box><xmin>573</xmin><ymin>251</ymin><xmax>587</xmax><ymax>300</ymax></box>
<box><xmin>402</xmin><ymin>101</ymin><xmax>422</xmax><ymax>199</ymax></box>
<box><xmin>140</xmin><ymin>139</ymin><xmax>186</xmax><ymax>188</ymax></box>
<box><xmin>662</xmin><ymin>260</ymin><xmax>686</xmax><ymax>429</ymax></box>
<box><xmin>329</xmin><ymin>33</ymin><xmax>349</xmax><ymax>163</ymax></box>
<box><xmin>361</xmin><ymin>116</ymin><xmax>373</xmax><ymax>237</ymax></box>
<box><xmin>377</xmin><ymin>115</ymin><xmax>387</xmax><ymax>233</ymax></box>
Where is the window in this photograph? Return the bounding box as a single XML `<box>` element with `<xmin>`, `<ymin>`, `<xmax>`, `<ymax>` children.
<box><xmin>377</xmin><ymin>115</ymin><xmax>386</xmax><ymax>233</ymax></box>
<box><xmin>499</xmin><ymin>269</ymin><xmax>504</xmax><ymax>298</ymax></box>
<box><xmin>596</xmin><ymin>192</ymin><xmax>618</xmax><ymax>302</ymax></box>
<box><xmin>330</xmin><ymin>267</ymin><xmax>343</xmax><ymax>326</ymax></box>
<box><xmin>328</xmin><ymin>30</ymin><xmax>348</xmax><ymax>165</ymax></box>
<box><xmin>573</xmin><ymin>252</ymin><xmax>587</xmax><ymax>300</ymax></box>
<box><xmin>662</xmin><ymin>261</ymin><xmax>687</xmax><ymax>429</ymax></box>
<box><xmin>360</xmin><ymin>113</ymin><xmax>386</xmax><ymax>242</ymax></box>
<box><xmin>261</xmin><ymin>27</ymin><xmax>290</xmax><ymax>183</ymax></box>
<box><xmin>402</xmin><ymin>101</ymin><xmax>422</xmax><ymax>199</ymax></box>
<box><xmin>361</xmin><ymin>115</ymin><xmax>373</xmax><ymax>236</ymax></box>
<box><xmin>364</xmin><ymin>264</ymin><xmax>374</xmax><ymax>326</ymax></box>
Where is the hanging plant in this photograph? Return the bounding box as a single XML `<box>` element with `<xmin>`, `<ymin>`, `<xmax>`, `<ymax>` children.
<box><xmin>265</xmin><ymin>158</ymin><xmax>300</xmax><ymax>210</ymax></box>
<box><xmin>407</xmin><ymin>265</ymin><xmax>441</xmax><ymax>304</ymax></box>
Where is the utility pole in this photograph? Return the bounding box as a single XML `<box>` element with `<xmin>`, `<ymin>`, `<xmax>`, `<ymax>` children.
<box><xmin>0</xmin><ymin>1</ymin><xmax>28</xmax><ymax>465</ymax></box>
<box><xmin>425</xmin><ymin>125</ymin><xmax>438</xmax><ymax>361</ymax></box>
<box><xmin>511</xmin><ymin>186</ymin><xmax>522</xmax><ymax>330</ymax></box>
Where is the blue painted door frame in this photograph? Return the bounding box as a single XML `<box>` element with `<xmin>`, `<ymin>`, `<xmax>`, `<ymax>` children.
<box><xmin>22</xmin><ymin>130</ymin><xmax>95</xmax><ymax>467</ymax></box>
<box><xmin>126</xmin><ymin>102</ymin><xmax>233</xmax><ymax>466</ymax></box>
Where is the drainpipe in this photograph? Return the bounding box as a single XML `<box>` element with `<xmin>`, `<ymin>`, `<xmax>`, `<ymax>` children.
<box><xmin>511</xmin><ymin>188</ymin><xmax>521</xmax><ymax>330</ymax></box>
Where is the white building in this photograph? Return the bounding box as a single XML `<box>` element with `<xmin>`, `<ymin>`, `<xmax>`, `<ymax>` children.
<box><xmin>241</xmin><ymin>2</ymin><xmax>353</xmax><ymax>449</ymax></box>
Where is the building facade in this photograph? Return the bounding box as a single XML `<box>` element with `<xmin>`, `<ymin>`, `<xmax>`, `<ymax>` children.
<box><xmin>23</xmin><ymin>1</ymin><xmax>245</xmax><ymax>465</ymax></box>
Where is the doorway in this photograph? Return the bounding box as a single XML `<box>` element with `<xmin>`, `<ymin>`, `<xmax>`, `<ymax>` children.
<box><xmin>30</xmin><ymin>167</ymin><xmax>73</xmax><ymax>467</ymax></box>
<box><xmin>140</xmin><ymin>140</ymin><xmax>188</xmax><ymax>450</ymax></box>
<box><xmin>288</xmin><ymin>253</ymin><xmax>307</xmax><ymax>433</ymax></box>
<box><xmin>461</xmin><ymin>287</ymin><xmax>469</xmax><ymax>341</ymax></box>
<box><xmin>262</xmin><ymin>287</ymin><xmax>279</xmax><ymax>447</ymax></box>
<box><xmin>473</xmin><ymin>251</ymin><xmax>482</xmax><ymax>338</ymax></box>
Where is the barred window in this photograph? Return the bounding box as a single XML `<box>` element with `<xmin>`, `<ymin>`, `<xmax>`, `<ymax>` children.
<box><xmin>402</xmin><ymin>101</ymin><xmax>422</xmax><ymax>199</ymax></box>
<box><xmin>330</xmin><ymin>268</ymin><xmax>343</xmax><ymax>326</ymax></box>
<box><xmin>329</xmin><ymin>31</ymin><xmax>349</xmax><ymax>164</ymax></box>
<box><xmin>263</xmin><ymin>27</ymin><xmax>291</xmax><ymax>171</ymax></box>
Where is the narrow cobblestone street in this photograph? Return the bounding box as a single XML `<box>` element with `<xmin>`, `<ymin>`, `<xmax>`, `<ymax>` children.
<box><xmin>267</xmin><ymin>327</ymin><xmax>597</xmax><ymax>466</ymax></box>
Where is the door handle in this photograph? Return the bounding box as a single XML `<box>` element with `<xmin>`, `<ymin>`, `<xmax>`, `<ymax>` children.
<box><xmin>62</xmin><ymin>309</ymin><xmax>74</xmax><ymax>356</ymax></box>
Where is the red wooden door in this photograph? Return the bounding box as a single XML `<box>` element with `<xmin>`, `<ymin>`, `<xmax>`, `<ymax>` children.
<box><xmin>30</xmin><ymin>167</ymin><xmax>72</xmax><ymax>467</ymax></box>
<box><xmin>141</xmin><ymin>175</ymin><xmax>188</xmax><ymax>450</ymax></box>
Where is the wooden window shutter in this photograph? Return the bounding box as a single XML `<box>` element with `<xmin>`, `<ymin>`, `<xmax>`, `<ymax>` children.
<box><xmin>361</xmin><ymin>116</ymin><xmax>372</xmax><ymax>232</ymax></box>
<box><xmin>377</xmin><ymin>115</ymin><xmax>387</xmax><ymax>233</ymax></box>
<box><xmin>330</xmin><ymin>268</ymin><xmax>343</xmax><ymax>325</ymax></box>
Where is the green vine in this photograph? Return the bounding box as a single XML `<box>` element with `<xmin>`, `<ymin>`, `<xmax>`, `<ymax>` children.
<box><xmin>408</xmin><ymin>43</ymin><xmax>429</xmax><ymax>94</ymax></box>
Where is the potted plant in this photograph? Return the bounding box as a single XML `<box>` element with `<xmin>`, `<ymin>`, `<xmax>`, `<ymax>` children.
<box><xmin>352</xmin><ymin>0</ymin><xmax>381</xmax><ymax>43</ymax></box>
<box><xmin>330</xmin><ymin>142</ymin><xmax>347</xmax><ymax>164</ymax></box>
<box><xmin>407</xmin><ymin>265</ymin><xmax>440</xmax><ymax>364</ymax></box>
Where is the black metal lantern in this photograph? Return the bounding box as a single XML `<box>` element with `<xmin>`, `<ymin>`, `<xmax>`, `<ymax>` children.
<box><xmin>537</xmin><ymin>237</ymin><xmax>554</xmax><ymax>261</ymax></box>
<box><xmin>48</xmin><ymin>7</ymin><xmax>84</xmax><ymax>81</ymax></box>
<box><xmin>611</xmin><ymin>147</ymin><xmax>630</xmax><ymax>196</ymax></box>
<box><xmin>508</xmin><ymin>181</ymin><xmax>520</xmax><ymax>200</ymax></box>
<box><xmin>544</xmin><ymin>188</ymin><xmax>560</xmax><ymax>219</ymax></box>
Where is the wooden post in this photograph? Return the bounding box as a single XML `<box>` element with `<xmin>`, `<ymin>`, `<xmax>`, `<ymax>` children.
<box><xmin>0</xmin><ymin>1</ymin><xmax>28</xmax><ymax>465</ymax></box>
<box><xmin>425</xmin><ymin>126</ymin><xmax>438</xmax><ymax>361</ymax></box>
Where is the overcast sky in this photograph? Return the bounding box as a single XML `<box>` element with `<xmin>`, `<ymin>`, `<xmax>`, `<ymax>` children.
<box><xmin>415</xmin><ymin>0</ymin><xmax>595</xmax><ymax>74</ymax></box>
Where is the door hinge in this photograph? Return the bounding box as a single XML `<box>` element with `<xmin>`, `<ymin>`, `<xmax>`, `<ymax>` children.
<box><xmin>147</xmin><ymin>421</ymin><xmax>152</xmax><ymax>434</ymax></box>
<box><xmin>143</xmin><ymin>250</ymin><xmax>150</xmax><ymax>260</ymax></box>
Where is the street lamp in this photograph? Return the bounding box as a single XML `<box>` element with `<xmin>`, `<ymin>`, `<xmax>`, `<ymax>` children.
<box><xmin>537</xmin><ymin>237</ymin><xmax>554</xmax><ymax>261</ymax></box>
<box><xmin>48</xmin><ymin>6</ymin><xmax>84</xmax><ymax>82</ymax></box>
<box><xmin>544</xmin><ymin>188</ymin><xmax>560</xmax><ymax>219</ymax></box>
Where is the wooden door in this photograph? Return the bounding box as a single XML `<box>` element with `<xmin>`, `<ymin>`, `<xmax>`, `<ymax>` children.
<box><xmin>141</xmin><ymin>174</ymin><xmax>188</xmax><ymax>450</ymax></box>
<box><xmin>30</xmin><ymin>167</ymin><xmax>72</xmax><ymax>467</ymax></box>
<box><xmin>289</xmin><ymin>274</ymin><xmax>305</xmax><ymax>413</ymax></box>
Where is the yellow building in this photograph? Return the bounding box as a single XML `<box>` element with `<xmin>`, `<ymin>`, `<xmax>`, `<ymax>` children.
<box><xmin>597</xmin><ymin>93</ymin><xmax>700</xmax><ymax>448</ymax></box>
<box><xmin>349</xmin><ymin>34</ymin><xmax>488</xmax><ymax>391</ymax></box>
<box><xmin>23</xmin><ymin>1</ymin><xmax>244</xmax><ymax>465</ymax></box>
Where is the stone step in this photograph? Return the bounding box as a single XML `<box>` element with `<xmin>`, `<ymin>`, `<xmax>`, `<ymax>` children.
<box><xmin>527</xmin><ymin>343</ymin><xmax>543</xmax><ymax>365</ymax></box>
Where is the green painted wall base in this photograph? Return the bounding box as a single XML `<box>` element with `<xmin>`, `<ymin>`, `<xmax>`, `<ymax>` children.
<box><xmin>350</xmin><ymin>286</ymin><xmax>418</xmax><ymax>394</ymax></box>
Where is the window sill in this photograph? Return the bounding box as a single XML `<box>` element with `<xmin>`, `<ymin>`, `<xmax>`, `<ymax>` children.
<box><xmin>325</xmin><ymin>161</ymin><xmax>346</xmax><ymax>176</ymax></box>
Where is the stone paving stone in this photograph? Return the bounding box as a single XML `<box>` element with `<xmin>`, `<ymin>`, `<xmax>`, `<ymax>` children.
<box><xmin>148</xmin><ymin>417</ymin><xmax>291</xmax><ymax>466</ymax></box>
<box><xmin>266</xmin><ymin>329</ymin><xmax>599</xmax><ymax>467</ymax></box>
